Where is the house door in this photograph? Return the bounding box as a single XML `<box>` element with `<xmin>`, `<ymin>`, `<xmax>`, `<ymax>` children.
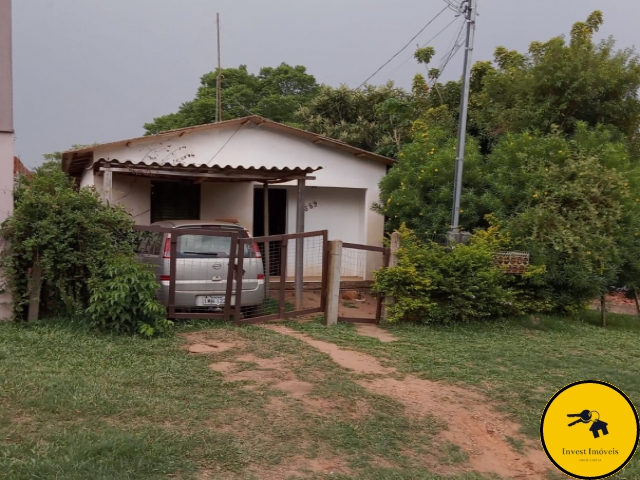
<box><xmin>253</xmin><ymin>187</ymin><xmax>287</xmax><ymax>276</ymax></box>
<box><xmin>150</xmin><ymin>181</ymin><xmax>201</xmax><ymax>223</ymax></box>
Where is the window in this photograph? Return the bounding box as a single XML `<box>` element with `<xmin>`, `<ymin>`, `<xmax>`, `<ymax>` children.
<box><xmin>150</xmin><ymin>181</ymin><xmax>201</xmax><ymax>223</ymax></box>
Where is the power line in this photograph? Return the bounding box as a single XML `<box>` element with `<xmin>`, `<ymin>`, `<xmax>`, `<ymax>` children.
<box><xmin>207</xmin><ymin>122</ymin><xmax>244</xmax><ymax>165</ymax></box>
<box><xmin>389</xmin><ymin>15</ymin><xmax>463</xmax><ymax>75</ymax></box>
<box><xmin>444</xmin><ymin>0</ymin><xmax>463</xmax><ymax>13</ymax></box>
<box><xmin>356</xmin><ymin>5</ymin><xmax>448</xmax><ymax>89</ymax></box>
<box><xmin>429</xmin><ymin>19</ymin><xmax>467</xmax><ymax>86</ymax></box>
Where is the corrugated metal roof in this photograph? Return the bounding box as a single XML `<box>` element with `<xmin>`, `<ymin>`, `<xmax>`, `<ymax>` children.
<box><xmin>62</xmin><ymin>115</ymin><xmax>394</xmax><ymax>178</ymax></box>
<box><xmin>95</xmin><ymin>159</ymin><xmax>320</xmax><ymax>183</ymax></box>
<box><xmin>101</xmin><ymin>160</ymin><xmax>319</xmax><ymax>172</ymax></box>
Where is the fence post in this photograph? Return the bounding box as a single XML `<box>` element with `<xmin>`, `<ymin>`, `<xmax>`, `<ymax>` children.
<box><xmin>27</xmin><ymin>262</ymin><xmax>42</xmax><ymax>323</ymax></box>
<box><xmin>325</xmin><ymin>240</ymin><xmax>342</xmax><ymax>326</ymax></box>
<box><xmin>381</xmin><ymin>232</ymin><xmax>400</xmax><ymax>323</ymax></box>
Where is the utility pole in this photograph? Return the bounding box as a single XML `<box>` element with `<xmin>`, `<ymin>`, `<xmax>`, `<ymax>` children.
<box><xmin>216</xmin><ymin>13</ymin><xmax>222</xmax><ymax>123</ymax></box>
<box><xmin>450</xmin><ymin>0</ymin><xmax>477</xmax><ymax>240</ymax></box>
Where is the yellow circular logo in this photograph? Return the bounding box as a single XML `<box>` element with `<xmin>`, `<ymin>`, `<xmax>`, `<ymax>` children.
<box><xmin>540</xmin><ymin>380</ymin><xmax>639</xmax><ymax>479</ymax></box>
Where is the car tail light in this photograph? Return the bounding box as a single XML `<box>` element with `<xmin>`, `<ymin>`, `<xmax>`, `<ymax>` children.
<box><xmin>244</xmin><ymin>229</ymin><xmax>262</xmax><ymax>259</ymax></box>
<box><xmin>163</xmin><ymin>235</ymin><xmax>171</xmax><ymax>258</ymax></box>
<box><xmin>160</xmin><ymin>275</ymin><xmax>171</xmax><ymax>282</ymax></box>
<box><xmin>257</xmin><ymin>274</ymin><xmax>265</xmax><ymax>280</ymax></box>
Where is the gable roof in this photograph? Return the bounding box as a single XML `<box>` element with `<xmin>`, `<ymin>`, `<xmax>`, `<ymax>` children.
<box><xmin>62</xmin><ymin>115</ymin><xmax>395</xmax><ymax>178</ymax></box>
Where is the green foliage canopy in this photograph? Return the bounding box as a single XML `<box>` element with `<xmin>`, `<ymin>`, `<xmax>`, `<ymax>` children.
<box><xmin>1</xmin><ymin>161</ymin><xmax>169</xmax><ymax>336</ymax></box>
<box><xmin>143</xmin><ymin>63</ymin><xmax>319</xmax><ymax>134</ymax></box>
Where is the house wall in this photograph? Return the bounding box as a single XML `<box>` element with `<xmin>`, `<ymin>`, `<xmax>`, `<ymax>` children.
<box><xmin>89</xmin><ymin>124</ymin><xmax>388</xmax><ymax>278</ymax></box>
<box><xmin>283</xmin><ymin>187</ymin><xmax>366</xmax><ymax>278</ymax></box>
<box><xmin>0</xmin><ymin>0</ymin><xmax>14</xmax><ymax>319</ymax></box>
<box><xmin>111</xmin><ymin>174</ymin><xmax>151</xmax><ymax>224</ymax></box>
<box><xmin>80</xmin><ymin>167</ymin><xmax>95</xmax><ymax>188</ymax></box>
<box><xmin>0</xmin><ymin>134</ymin><xmax>13</xmax><ymax>319</ymax></box>
<box><xmin>201</xmin><ymin>182</ymin><xmax>253</xmax><ymax>230</ymax></box>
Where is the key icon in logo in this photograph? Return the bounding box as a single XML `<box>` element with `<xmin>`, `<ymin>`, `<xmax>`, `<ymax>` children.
<box><xmin>567</xmin><ymin>410</ymin><xmax>609</xmax><ymax>438</ymax></box>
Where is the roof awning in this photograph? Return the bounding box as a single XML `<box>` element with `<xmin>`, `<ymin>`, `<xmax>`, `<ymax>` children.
<box><xmin>96</xmin><ymin>160</ymin><xmax>320</xmax><ymax>184</ymax></box>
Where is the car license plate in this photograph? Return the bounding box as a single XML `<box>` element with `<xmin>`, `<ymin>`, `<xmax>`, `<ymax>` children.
<box><xmin>202</xmin><ymin>296</ymin><xmax>225</xmax><ymax>306</ymax></box>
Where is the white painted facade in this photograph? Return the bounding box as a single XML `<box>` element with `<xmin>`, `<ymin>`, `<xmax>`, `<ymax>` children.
<box><xmin>0</xmin><ymin>0</ymin><xmax>14</xmax><ymax>319</ymax></box>
<box><xmin>77</xmin><ymin>122</ymin><xmax>390</xmax><ymax>279</ymax></box>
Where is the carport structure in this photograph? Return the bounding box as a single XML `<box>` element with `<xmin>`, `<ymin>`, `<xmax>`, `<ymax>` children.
<box><xmin>94</xmin><ymin>159</ymin><xmax>320</xmax><ymax>310</ymax></box>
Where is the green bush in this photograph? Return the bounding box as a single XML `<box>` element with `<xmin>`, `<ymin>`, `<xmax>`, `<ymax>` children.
<box><xmin>373</xmin><ymin>225</ymin><xmax>534</xmax><ymax>324</ymax></box>
<box><xmin>87</xmin><ymin>255</ymin><xmax>171</xmax><ymax>337</ymax></box>
<box><xmin>1</xmin><ymin>160</ymin><xmax>170</xmax><ymax>337</ymax></box>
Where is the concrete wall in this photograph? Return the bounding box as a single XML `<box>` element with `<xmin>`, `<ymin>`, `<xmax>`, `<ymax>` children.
<box><xmin>201</xmin><ymin>182</ymin><xmax>253</xmax><ymax>231</ymax></box>
<box><xmin>0</xmin><ymin>0</ymin><xmax>13</xmax><ymax>319</ymax></box>
<box><xmin>283</xmin><ymin>187</ymin><xmax>360</xmax><ymax>277</ymax></box>
<box><xmin>80</xmin><ymin>167</ymin><xmax>95</xmax><ymax>188</ymax></box>
<box><xmin>111</xmin><ymin>174</ymin><xmax>151</xmax><ymax>225</ymax></box>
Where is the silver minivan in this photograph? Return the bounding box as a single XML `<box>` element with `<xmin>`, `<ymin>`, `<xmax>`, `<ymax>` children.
<box><xmin>135</xmin><ymin>220</ymin><xmax>265</xmax><ymax>316</ymax></box>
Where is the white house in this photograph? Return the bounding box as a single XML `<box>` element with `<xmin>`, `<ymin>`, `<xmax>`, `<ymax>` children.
<box><xmin>61</xmin><ymin>116</ymin><xmax>394</xmax><ymax>279</ymax></box>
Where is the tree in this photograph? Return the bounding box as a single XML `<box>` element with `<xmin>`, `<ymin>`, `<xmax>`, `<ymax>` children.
<box><xmin>377</xmin><ymin>12</ymin><xmax>640</xmax><ymax>311</ymax></box>
<box><xmin>374</xmin><ymin>120</ymin><xmax>486</xmax><ymax>234</ymax></box>
<box><xmin>143</xmin><ymin>63</ymin><xmax>319</xmax><ymax>134</ymax></box>
<box><xmin>296</xmin><ymin>82</ymin><xmax>417</xmax><ymax>157</ymax></box>
<box><xmin>472</xmin><ymin>11</ymin><xmax>640</xmax><ymax>150</ymax></box>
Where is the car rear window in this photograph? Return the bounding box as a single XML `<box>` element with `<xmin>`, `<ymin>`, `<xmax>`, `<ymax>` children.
<box><xmin>135</xmin><ymin>231</ymin><xmax>163</xmax><ymax>256</ymax></box>
<box><xmin>176</xmin><ymin>228</ymin><xmax>251</xmax><ymax>259</ymax></box>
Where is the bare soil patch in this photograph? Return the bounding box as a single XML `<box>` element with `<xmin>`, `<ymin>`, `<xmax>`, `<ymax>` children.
<box><xmin>208</xmin><ymin>361</ymin><xmax>236</xmax><ymax>374</ymax></box>
<box><xmin>267</xmin><ymin>325</ymin><xmax>553</xmax><ymax>479</ymax></box>
<box><xmin>282</xmin><ymin>290</ymin><xmax>380</xmax><ymax>320</ymax></box>
<box><xmin>590</xmin><ymin>291</ymin><xmax>640</xmax><ymax>315</ymax></box>
<box><xmin>188</xmin><ymin>343</ymin><xmax>240</xmax><ymax>354</ymax></box>
<box><xmin>354</xmin><ymin>323</ymin><xmax>399</xmax><ymax>342</ymax></box>
<box><xmin>274</xmin><ymin>379</ymin><xmax>314</xmax><ymax>398</ymax></box>
<box><xmin>243</xmin><ymin>455</ymin><xmax>351</xmax><ymax>480</ymax></box>
<box><xmin>264</xmin><ymin>325</ymin><xmax>394</xmax><ymax>375</ymax></box>
<box><xmin>180</xmin><ymin>331</ymin><xmax>244</xmax><ymax>355</ymax></box>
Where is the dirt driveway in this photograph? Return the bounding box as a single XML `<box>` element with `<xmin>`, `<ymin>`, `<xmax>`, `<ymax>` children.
<box><xmin>182</xmin><ymin>323</ymin><xmax>554</xmax><ymax>479</ymax></box>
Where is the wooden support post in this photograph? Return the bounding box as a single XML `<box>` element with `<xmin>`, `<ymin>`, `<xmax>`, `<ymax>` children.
<box><xmin>263</xmin><ymin>182</ymin><xmax>270</xmax><ymax>296</ymax></box>
<box><xmin>634</xmin><ymin>288</ymin><xmax>640</xmax><ymax>322</ymax></box>
<box><xmin>381</xmin><ymin>232</ymin><xmax>401</xmax><ymax>323</ymax></box>
<box><xmin>600</xmin><ymin>295</ymin><xmax>606</xmax><ymax>328</ymax></box>
<box><xmin>325</xmin><ymin>240</ymin><xmax>342</xmax><ymax>326</ymax></box>
<box><xmin>103</xmin><ymin>167</ymin><xmax>113</xmax><ymax>204</ymax></box>
<box><xmin>295</xmin><ymin>179</ymin><xmax>305</xmax><ymax>310</ymax></box>
<box><xmin>27</xmin><ymin>263</ymin><xmax>42</xmax><ymax>323</ymax></box>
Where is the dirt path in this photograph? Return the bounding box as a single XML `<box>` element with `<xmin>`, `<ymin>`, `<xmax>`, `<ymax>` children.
<box><xmin>353</xmin><ymin>323</ymin><xmax>399</xmax><ymax>342</ymax></box>
<box><xmin>265</xmin><ymin>325</ymin><xmax>553</xmax><ymax>480</ymax></box>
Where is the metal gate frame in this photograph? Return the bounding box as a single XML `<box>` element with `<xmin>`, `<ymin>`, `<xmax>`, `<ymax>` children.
<box><xmin>337</xmin><ymin>242</ymin><xmax>390</xmax><ymax>325</ymax></box>
<box><xmin>234</xmin><ymin>230</ymin><xmax>329</xmax><ymax>325</ymax></box>
<box><xmin>134</xmin><ymin>225</ymin><xmax>239</xmax><ymax>321</ymax></box>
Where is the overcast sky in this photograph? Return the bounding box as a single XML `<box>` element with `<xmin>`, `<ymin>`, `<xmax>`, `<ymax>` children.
<box><xmin>11</xmin><ymin>0</ymin><xmax>639</xmax><ymax>167</ymax></box>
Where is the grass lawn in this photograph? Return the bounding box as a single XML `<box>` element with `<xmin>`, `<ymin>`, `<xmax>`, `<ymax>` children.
<box><xmin>288</xmin><ymin>311</ymin><xmax>640</xmax><ymax>479</ymax></box>
<box><xmin>0</xmin><ymin>311</ymin><xmax>638</xmax><ymax>479</ymax></box>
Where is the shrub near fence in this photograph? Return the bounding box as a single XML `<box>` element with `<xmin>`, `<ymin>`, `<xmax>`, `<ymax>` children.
<box><xmin>373</xmin><ymin>226</ymin><xmax>524</xmax><ymax>324</ymax></box>
<box><xmin>1</xmin><ymin>161</ymin><xmax>168</xmax><ymax>337</ymax></box>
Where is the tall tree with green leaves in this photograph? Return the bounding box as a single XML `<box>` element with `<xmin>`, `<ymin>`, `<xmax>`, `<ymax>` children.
<box><xmin>471</xmin><ymin>11</ymin><xmax>640</xmax><ymax>150</ymax></box>
<box><xmin>377</xmin><ymin>12</ymin><xmax>640</xmax><ymax>311</ymax></box>
<box><xmin>143</xmin><ymin>63</ymin><xmax>319</xmax><ymax>134</ymax></box>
